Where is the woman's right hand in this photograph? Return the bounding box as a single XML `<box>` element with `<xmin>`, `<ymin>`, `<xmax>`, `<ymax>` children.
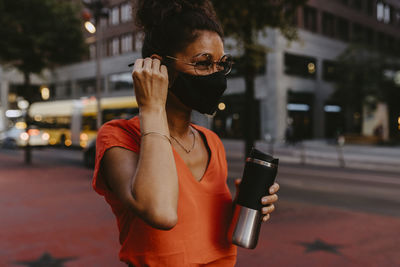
<box><xmin>132</xmin><ymin>57</ymin><xmax>169</xmax><ymax>111</ymax></box>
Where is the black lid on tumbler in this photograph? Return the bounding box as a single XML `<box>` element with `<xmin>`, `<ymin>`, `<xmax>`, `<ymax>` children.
<box><xmin>248</xmin><ymin>148</ymin><xmax>279</xmax><ymax>165</ymax></box>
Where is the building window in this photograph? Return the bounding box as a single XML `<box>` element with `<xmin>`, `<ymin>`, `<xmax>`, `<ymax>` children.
<box><xmin>229</xmin><ymin>54</ymin><xmax>266</xmax><ymax>77</ymax></box>
<box><xmin>395</xmin><ymin>10</ymin><xmax>400</xmax><ymax>26</ymax></box>
<box><xmin>110</xmin><ymin>6</ymin><xmax>120</xmax><ymax>25</ymax></box>
<box><xmin>121</xmin><ymin>34</ymin><xmax>133</xmax><ymax>53</ymax></box>
<box><xmin>108</xmin><ymin>37</ymin><xmax>120</xmax><ymax>56</ymax></box>
<box><xmin>366</xmin><ymin>28</ymin><xmax>374</xmax><ymax>45</ymax></box>
<box><xmin>57</xmin><ymin>82</ymin><xmax>72</xmax><ymax>98</ymax></box>
<box><xmin>350</xmin><ymin>0</ymin><xmax>363</xmax><ymax>11</ymax></box>
<box><xmin>135</xmin><ymin>32</ymin><xmax>144</xmax><ymax>51</ymax></box>
<box><xmin>322</xmin><ymin>12</ymin><xmax>335</xmax><ymax>38</ymax></box>
<box><xmin>76</xmin><ymin>78</ymin><xmax>96</xmax><ymax>96</ymax></box>
<box><xmin>336</xmin><ymin>17</ymin><xmax>349</xmax><ymax>41</ymax></box>
<box><xmin>322</xmin><ymin>60</ymin><xmax>337</xmax><ymax>82</ymax></box>
<box><xmin>352</xmin><ymin>23</ymin><xmax>366</xmax><ymax>43</ymax></box>
<box><xmin>284</xmin><ymin>53</ymin><xmax>317</xmax><ymax>79</ymax></box>
<box><xmin>121</xmin><ymin>2</ymin><xmax>132</xmax><ymax>22</ymax></box>
<box><xmin>377</xmin><ymin>2</ymin><xmax>391</xmax><ymax>24</ymax></box>
<box><xmin>109</xmin><ymin>72</ymin><xmax>133</xmax><ymax>91</ymax></box>
<box><xmin>384</xmin><ymin>5</ymin><xmax>391</xmax><ymax>24</ymax></box>
<box><xmin>377</xmin><ymin>32</ymin><xmax>389</xmax><ymax>50</ymax></box>
<box><xmin>303</xmin><ymin>6</ymin><xmax>317</xmax><ymax>33</ymax></box>
<box><xmin>387</xmin><ymin>36</ymin><xmax>396</xmax><ymax>51</ymax></box>
<box><xmin>367</xmin><ymin>0</ymin><xmax>374</xmax><ymax>16</ymax></box>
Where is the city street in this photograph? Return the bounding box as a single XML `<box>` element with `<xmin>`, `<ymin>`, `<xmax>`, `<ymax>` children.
<box><xmin>1</xmin><ymin>144</ymin><xmax>400</xmax><ymax>266</ymax></box>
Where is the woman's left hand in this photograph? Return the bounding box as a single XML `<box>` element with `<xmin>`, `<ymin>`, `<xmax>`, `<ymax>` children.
<box><xmin>234</xmin><ymin>179</ymin><xmax>279</xmax><ymax>222</ymax></box>
<box><xmin>261</xmin><ymin>182</ymin><xmax>279</xmax><ymax>222</ymax></box>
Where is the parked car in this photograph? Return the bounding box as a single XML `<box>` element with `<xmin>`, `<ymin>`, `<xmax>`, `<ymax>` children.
<box><xmin>0</xmin><ymin>126</ymin><xmax>50</xmax><ymax>148</ymax></box>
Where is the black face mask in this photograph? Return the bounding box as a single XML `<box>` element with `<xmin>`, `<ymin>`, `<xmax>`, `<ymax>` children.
<box><xmin>169</xmin><ymin>71</ymin><xmax>227</xmax><ymax>115</ymax></box>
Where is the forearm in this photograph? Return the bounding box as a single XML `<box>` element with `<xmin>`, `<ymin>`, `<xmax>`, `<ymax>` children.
<box><xmin>132</xmin><ymin>107</ymin><xmax>179</xmax><ymax>228</ymax></box>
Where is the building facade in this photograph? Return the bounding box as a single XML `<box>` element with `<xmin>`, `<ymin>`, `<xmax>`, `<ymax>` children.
<box><xmin>12</xmin><ymin>0</ymin><xmax>400</xmax><ymax>141</ymax></box>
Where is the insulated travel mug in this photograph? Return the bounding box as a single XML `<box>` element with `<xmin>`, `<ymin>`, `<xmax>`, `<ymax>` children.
<box><xmin>228</xmin><ymin>148</ymin><xmax>279</xmax><ymax>249</ymax></box>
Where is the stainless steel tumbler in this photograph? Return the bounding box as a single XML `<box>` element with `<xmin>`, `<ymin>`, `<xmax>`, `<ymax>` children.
<box><xmin>228</xmin><ymin>148</ymin><xmax>279</xmax><ymax>249</ymax></box>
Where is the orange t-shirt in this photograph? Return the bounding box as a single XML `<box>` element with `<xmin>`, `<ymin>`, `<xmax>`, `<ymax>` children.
<box><xmin>92</xmin><ymin>116</ymin><xmax>237</xmax><ymax>266</ymax></box>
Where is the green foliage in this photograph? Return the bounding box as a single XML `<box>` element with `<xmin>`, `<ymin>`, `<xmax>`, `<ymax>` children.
<box><xmin>0</xmin><ymin>0</ymin><xmax>87</xmax><ymax>75</ymax></box>
<box><xmin>333</xmin><ymin>44</ymin><xmax>398</xmax><ymax>109</ymax></box>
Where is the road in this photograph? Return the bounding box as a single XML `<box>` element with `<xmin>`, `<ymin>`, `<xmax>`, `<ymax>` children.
<box><xmin>1</xmin><ymin>146</ymin><xmax>400</xmax><ymax>266</ymax></box>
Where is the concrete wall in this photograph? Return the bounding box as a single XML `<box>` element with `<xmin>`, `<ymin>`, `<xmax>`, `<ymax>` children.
<box><xmin>259</xmin><ymin>28</ymin><xmax>347</xmax><ymax>141</ymax></box>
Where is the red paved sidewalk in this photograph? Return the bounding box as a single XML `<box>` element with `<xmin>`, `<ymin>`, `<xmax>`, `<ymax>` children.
<box><xmin>237</xmin><ymin>201</ymin><xmax>400</xmax><ymax>267</ymax></box>
<box><xmin>0</xmin><ymin>152</ymin><xmax>125</xmax><ymax>267</ymax></box>
<box><xmin>1</xmin><ymin>151</ymin><xmax>400</xmax><ymax>266</ymax></box>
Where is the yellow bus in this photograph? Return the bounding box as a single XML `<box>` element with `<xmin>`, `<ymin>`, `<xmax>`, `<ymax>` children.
<box><xmin>29</xmin><ymin>96</ymin><xmax>139</xmax><ymax>148</ymax></box>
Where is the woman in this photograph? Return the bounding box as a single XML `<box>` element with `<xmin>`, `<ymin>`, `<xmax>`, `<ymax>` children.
<box><xmin>92</xmin><ymin>0</ymin><xmax>279</xmax><ymax>266</ymax></box>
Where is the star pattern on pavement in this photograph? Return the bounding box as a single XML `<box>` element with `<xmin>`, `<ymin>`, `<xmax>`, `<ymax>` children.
<box><xmin>296</xmin><ymin>238</ymin><xmax>344</xmax><ymax>255</ymax></box>
<box><xmin>14</xmin><ymin>252</ymin><xmax>77</xmax><ymax>267</ymax></box>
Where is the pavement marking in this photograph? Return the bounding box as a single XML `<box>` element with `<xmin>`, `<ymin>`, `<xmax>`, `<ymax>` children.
<box><xmin>296</xmin><ymin>238</ymin><xmax>345</xmax><ymax>255</ymax></box>
<box><xmin>279</xmin><ymin>165</ymin><xmax>400</xmax><ymax>186</ymax></box>
<box><xmin>13</xmin><ymin>252</ymin><xmax>77</xmax><ymax>267</ymax></box>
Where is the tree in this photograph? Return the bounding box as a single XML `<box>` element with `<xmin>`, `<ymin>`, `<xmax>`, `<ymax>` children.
<box><xmin>0</xmin><ymin>0</ymin><xmax>88</xmax><ymax>163</ymax></box>
<box><xmin>212</xmin><ymin>0</ymin><xmax>307</xmax><ymax>157</ymax></box>
<box><xmin>333</xmin><ymin>44</ymin><xmax>400</xmax><ymax>140</ymax></box>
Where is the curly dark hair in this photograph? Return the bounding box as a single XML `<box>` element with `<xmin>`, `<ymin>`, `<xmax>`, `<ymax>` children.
<box><xmin>134</xmin><ymin>0</ymin><xmax>223</xmax><ymax>58</ymax></box>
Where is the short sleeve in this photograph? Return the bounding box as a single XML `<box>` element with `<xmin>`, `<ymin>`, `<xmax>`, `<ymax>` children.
<box><xmin>92</xmin><ymin>117</ymin><xmax>141</xmax><ymax>195</ymax></box>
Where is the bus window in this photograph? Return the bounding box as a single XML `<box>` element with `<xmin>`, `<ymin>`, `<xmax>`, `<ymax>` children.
<box><xmin>82</xmin><ymin>115</ymin><xmax>97</xmax><ymax>131</ymax></box>
<box><xmin>102</xmin><ymin>108</ymin><xmax>138</xmax><ymax>123</ymax></box>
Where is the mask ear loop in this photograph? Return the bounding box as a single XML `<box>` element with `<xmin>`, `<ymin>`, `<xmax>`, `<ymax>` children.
<box><xmin>162</xmin><ymin>57</ymin><xmax>178</xmax><ymax>89</ymax></box>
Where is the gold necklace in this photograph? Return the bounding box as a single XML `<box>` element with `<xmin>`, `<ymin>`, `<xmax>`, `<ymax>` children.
<box><xmin>170</xmin><ymin>126</ymin><xmax>196</xmax><ymax>154</ymax></box>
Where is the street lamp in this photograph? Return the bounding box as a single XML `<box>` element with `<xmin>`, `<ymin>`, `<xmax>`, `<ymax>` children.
<box><xmin>84</xmin><ymin>21</ymin><xmax>96</xmax><ymax>34</ymax></box>
<box><xmin>40</xmin><ymin>86</ymin><xmax>50</xmax><ymax>100</ymax></box>
<box><xmin>82</xmin><ymin>0</ymin><xmax>108</xmax><ymax>130</ymax></box>
<box><xmin>17</xmin><ymin>98</ymin><xmax>32</xmax><ymax>164</ymax></box>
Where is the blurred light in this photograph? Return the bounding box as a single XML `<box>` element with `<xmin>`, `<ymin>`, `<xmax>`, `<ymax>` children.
<box><xmin>324</xmin><ymin>105</ymin><xmax>341</xmax><ymax>113</ymax></box>
<box><xmin>394</xmin><ymin>71</ymin><xmax>400</xmax><ymax>86</ymax></box>
<box><xmin>28</xmin><ymin>129</ymin><xmax>40</xmax><ymax>136</ymax></box>
<box><xmin>15</xmin><ymin>122</ymin><xmax>27</xmax><ymax>129</ymax></box>
<box><xmin>5</xmin><ymin>109</ymin><xmax>22</xmax><ymax>118</ymax></box>
<box><xmin>65</xmin><ymin>139</ymin><xmax>72</xmax><ymax>147</ymax></box>
<box><xmin>42</xmin><ymin>132</ymin><xmax>50</xmax><ymax>141</ymax></box>
<box><xmin>80</xmin><ymin>133</ymin><xmax>88</xmax><ymax>141</ymax></box>
<box><xmin>85</xmin><ymin>21</ymin><xmax>96</xmax><ymax>34</ymax></box>
<box><xmin>308</xmin><ymin>63</ymin><xmax>316</xmax><ymax>74</ymax></box>
<box><xmin>49</xmin><ymin>138</ymin><xmax>57</xmax><ymax>145</ymax></box>
<box><xmin>20</xmin><ymin>132</ymin><xmax>29</xmax><ymax>141</ymax></box>
<box><xmin>17</xmin><ymin>99</ymin><xmax>29</xmax><ymax>110</ymax></box>
<box><xmin>80</xmin><ymin>141</ymin><xmax>87</xmax><ymax>148</ymax></box>
<box><xmin>287</xmin><ymin>104</ymin><xmax>310</xmax><ymax>111</ymax></box>
<box><xmin>34</xmin><ymin>115</ymin><xmax>43</xmax><ymax>121</ymax></box>
<box><xmin>233</xmin><ymin>113</ymin><xmax>239</xmax><ymax>119</ymax></box>
<box><xmin>354</xmin><ymin>112</ymin><xmax>361</xmax><ymax>120</ymax></box>
<box><xmin>218</xmin><ymin>102</ymin><xmax>226</xmax><ymax>111</ymax></box>
<box><xmin>8</xmin><ymin>93</ymin><xmax>17</xmax><ymax>103</ymax></box>
<box><xmin>40</xmin><ymin>86</ymin><xmax>50</xmax><ymax>100</ymax></box>
<box><xmin>398</xmin><ymin>116</ymin><xmax>400</xmax><ymax>125</ymax></box>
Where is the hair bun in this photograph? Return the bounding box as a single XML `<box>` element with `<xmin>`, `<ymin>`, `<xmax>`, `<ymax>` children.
<box><xmin>135</xmin><ymin>0</ymin><xmax>216</xmax><ymax>32</ymax></box>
